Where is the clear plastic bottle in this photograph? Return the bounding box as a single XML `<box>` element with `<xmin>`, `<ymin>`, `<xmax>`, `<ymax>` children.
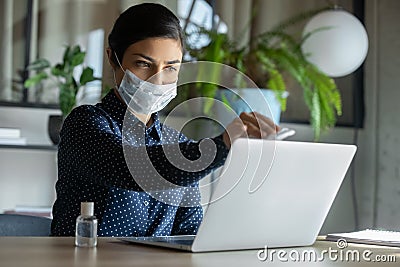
<box><xmin>75</xmin><ymin>202</ymin><xmax>98</xmax><ymax>247</ymax></box>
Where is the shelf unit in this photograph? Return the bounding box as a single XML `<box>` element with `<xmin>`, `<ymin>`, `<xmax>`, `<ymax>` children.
<box><xmin>0</xmin><ymin>143</ymin><xmax>58</xmax><ymax>213</ymax></box>
<box><xmin>0</xmin><ymin>144</ymin><xmax>57</xmax><ymax>151</ymax></box>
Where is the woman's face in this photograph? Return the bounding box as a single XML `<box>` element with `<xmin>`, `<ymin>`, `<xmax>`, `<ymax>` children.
<box><xmin>111</xmin><ymin>37</ymin><xmax>182</xmax><ymax>85</ymax></box>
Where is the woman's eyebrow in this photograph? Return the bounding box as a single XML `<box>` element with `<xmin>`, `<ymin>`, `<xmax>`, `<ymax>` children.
<box><xmin>133</xmin><ymin>53</ymin><xmax>155</xmax><ymax>62</ymax></box>
<box><xmin>132</xmin><ymin>53</ymin><xmax>181</xmax><ymax>65</ymax></box>
<box><xmin>165</xmin><ymin>59</ymin><xmax>181</xmax><ymax>64</ymax></box>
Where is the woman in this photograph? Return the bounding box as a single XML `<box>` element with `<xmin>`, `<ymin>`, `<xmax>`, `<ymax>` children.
<box><xmin>51</xmin><ymin>3</ymin><xmax>278</xmax><ymax>237</ymax></box>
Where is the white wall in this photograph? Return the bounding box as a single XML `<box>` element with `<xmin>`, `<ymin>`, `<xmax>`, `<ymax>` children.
<box><xmin>362</xmin><ymin>0</ymin><xmax>400</xmax><ymax>230</ymax></box>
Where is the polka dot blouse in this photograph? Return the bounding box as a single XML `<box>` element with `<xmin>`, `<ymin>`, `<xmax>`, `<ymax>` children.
<box><xmin>51</xmin><ymin>91</ymin><xmax>229</xmax><ymax>237</ymax></box>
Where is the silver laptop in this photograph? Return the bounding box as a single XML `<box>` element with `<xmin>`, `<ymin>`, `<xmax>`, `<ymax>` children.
<box><xmin>119</xmin><ymin>138</ymin><xmax>357</xmax><ymax>252</ymax></box>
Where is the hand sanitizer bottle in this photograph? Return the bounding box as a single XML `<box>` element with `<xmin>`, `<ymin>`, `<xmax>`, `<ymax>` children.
<box><xmin>75</xmin><ymin>202</ymin><xmax>98</xmax><ymax>247</ymax></box>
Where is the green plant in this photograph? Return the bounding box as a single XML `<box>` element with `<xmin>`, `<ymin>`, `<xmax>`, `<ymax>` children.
<box><xmin>185</xmin><ymin>7</ymin><xmax>342</xmax><ymax>141</ymax></box>
<box><xmin>24</xmin><ymin>45</ymin><xmax>100</xmax><ymax>117</ymax></box>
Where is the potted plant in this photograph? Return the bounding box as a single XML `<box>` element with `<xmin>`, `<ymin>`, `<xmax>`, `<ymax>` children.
<box><xmin>183</xmin><ymin>7</ymin><xmax>341</xmax><ymax>141</ymax></box>
<box><xmin>24</xmin><ymin>44</ymin><xmax>100</xmax><ymax>144</ymax></box>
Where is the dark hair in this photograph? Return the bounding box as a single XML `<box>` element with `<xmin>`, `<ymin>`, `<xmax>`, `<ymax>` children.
<box><xmin>108</xmin><ymin>3</ymin><xmax>184</xmax><ymax>65</ymax></box>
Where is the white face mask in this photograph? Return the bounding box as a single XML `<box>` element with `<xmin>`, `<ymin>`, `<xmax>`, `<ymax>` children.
<box><xmin>114</xmin><ymin>53</ymin><xmax>177</xmax><ymax>115</ymax></box>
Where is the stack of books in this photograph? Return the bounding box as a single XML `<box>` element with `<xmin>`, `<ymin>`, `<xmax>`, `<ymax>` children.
<box><xmin>0</xmin><ymin>127</ymin><xmax>27</xmax><ymax>145</ymax></box>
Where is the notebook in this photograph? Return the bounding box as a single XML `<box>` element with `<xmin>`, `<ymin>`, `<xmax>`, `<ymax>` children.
<box><xmin>326</xmin><ymin>229</ymin><xmax>400</xmax><ymax>247</ymax></box>
<box><xmin>120</xmin><ymin>138</ymin><xmax>357</xmax><ymax>252</ymax></box>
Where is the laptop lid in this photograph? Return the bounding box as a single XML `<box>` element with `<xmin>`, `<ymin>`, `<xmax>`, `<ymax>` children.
<box><xmin>191</xmin><ymin>138</ymin><xmax>356</xmax><ymax>252</ymax></box>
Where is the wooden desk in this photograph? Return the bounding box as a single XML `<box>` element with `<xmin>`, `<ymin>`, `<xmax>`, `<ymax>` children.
<box><xmin>0</xmin><ymin>237</ymin><xmax>399</xmax><ymax>267</ymax></box>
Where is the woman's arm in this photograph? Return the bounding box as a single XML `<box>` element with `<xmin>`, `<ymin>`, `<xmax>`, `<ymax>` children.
<box><xmin>59</xmin><ymin>105</ymin><xmax>229</xmax><ymax>191</ymax></box>
<box><xmin>171</xmin><ymin>205</ymin><xmax>203</xmax><ymax>235</ymax></box>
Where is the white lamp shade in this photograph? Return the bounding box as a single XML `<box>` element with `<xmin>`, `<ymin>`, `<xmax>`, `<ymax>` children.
<box><xmin>302</xmin><ymin>9</ymin><xmax>369</xmax><ymax>77</ymax></box>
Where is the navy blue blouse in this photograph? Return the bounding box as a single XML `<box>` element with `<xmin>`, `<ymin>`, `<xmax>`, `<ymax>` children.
<box><xmin>51</xmin><ymin>91</ymin><xmax>229</xmax><ymax>237</ymax></box>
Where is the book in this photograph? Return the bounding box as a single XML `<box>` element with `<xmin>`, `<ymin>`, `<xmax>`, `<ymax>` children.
<box><xmin>326</xmin><ymin>229</ymin><xmax>400</xmax><ymax>247</ymax></box>
<box><xmin>3</xmin><ymin>210</ymin><xmax>52</xmax><ymax>218</ymax></box>
<box><xmin>0</xmin><ymin>137</ymin><xmax>27</xmax><ymax>145</ymax></box>
<box><xmin>3</xmin><ymin>205</ymin><xmax>53</xmax><ymax>218</ymax></box>
<box><xmin>0</xmin><ymin>127</ymin><xmax>21</xmax><ymax>138</ymax></box>
<box><xmin>14</xmin><ymin>205</ymin><xmax>52</xmax><ymax>213</ymax></box>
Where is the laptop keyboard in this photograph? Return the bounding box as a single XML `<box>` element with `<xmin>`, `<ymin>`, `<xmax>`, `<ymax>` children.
<box><xmin>119</xmin><ymin>235</ymin><xmax>195</xmax><ymax>248</ymax></box>
<box><xmin>160</xmin><ymin>238</ymin><xmax>194</xmax><ymax>246</ymax></box>
<box><xmin>154</xmin><ymin>236</ymin><xmax>195</xmax><ymax>246</ymax></box>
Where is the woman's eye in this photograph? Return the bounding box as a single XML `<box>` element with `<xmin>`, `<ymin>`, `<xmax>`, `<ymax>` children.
<box><xmin>136</xmin><ymin>61</ymin><xmax>151</xmax><ymax>68</ymax></box>
<box><xmin>165</xmin><ymin>65</ymin><xmax>177</xmax><ymax>72</ymax></box>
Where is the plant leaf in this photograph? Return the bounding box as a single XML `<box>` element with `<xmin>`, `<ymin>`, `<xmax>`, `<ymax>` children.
<box><xmin>59</xmin><ymin>83</ymin><xmax>76</xmax><ymax>116</ymax></box>
<box><xmin>62</xmin><ymin>45</ymin><xmax>71</xmax><ymax>64</ymax></box>
<box><xmin>51</xmin><ymin>64</ymin><xmax>65</xmax><ymax>77</ymax></box>
<box><xmin>80</xmin><ymin>67</ymin><xmax>97</xmax><ymax>85</ymax></box>
<box><xmin>71</xmin><ymin>52</ymin><xmax>86</xmax><ymax>67</ymax></box>
<box><xmin>26</xmin><ymin>59</ymin><xmax>50</xmax><ymax>71</ymax></box>
<box><xmin>311</xmin><ymin>90</ymin><xmax>321</xmax><ymax>141</ymax></box>
<box><xmin>24</xmin><ymin>72</ymin><xmax>48</xmax><ymax>88</ymax></box>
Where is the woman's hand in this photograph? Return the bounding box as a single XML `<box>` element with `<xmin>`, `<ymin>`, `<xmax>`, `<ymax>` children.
<box><xmin>222</xmin><ymin>112</ymin><xmax>280</xmax><ymax>148</ymax></box>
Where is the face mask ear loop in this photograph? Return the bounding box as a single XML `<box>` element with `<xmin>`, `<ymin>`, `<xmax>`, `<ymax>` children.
<box><xmin>112</xmin><ymin>70</ymin><xmax>118</xmax><ymax>89</ymax></box>
<box><xmin>113</xmin><ymin>51</ymin><xmax>126</xmax><ymax>89</ymax></box>
<box><xmin>114</xmin><ymin>51</ymin><xmax>125</xmax><ymax>73</ymax></box>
